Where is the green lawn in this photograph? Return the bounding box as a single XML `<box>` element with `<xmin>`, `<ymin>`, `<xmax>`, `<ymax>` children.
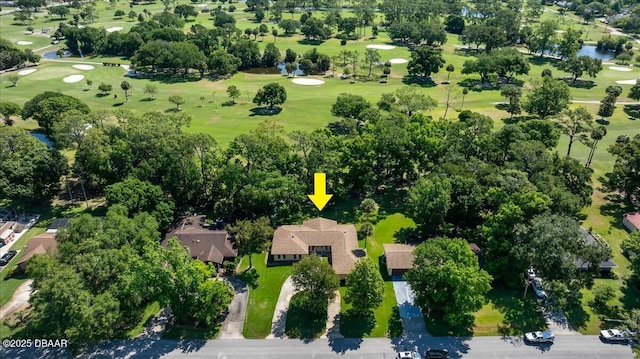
<box><xmin>238</xmin><ymin>252</ymin><xmax>292</xmax><ymax>338</ymax></box>
<box><xmin>126</xmin><ymin>301</ymin><xmax>161</xmax><ymax>338</ymax></box>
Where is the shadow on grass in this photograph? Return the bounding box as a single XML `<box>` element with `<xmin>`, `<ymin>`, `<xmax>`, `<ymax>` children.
<box><xmin>562</xmin><ymin>78</ymin><xmax>596</xmax><ymax>89</ymax></box>
<box><xmin>95</xmin><ymin>93</ymin><xmax>110</xmax><ymax>98</ymax></box>
<box><xmin>458</xmin><ymin>78</ymin><xmax>497</xmax><ymax>91</ymax></box>
<box><xmin>424</xmin><ymin>311</ymin><xmax>474</xmax><ymax>337</ymax></box>
<box><xmin>145</xmin><ymin>73</ymin><xmax>201</xmax><ymax>84</ymax></box>
<box><xmin>502</xmin><ymin>115</ymin><xmax>540</xmax><ymax>124</ymax></box>
<box><xmin>623</xmin><ymin>105</ymin><xmax>640</xmax><ymax>119</ymax></box>
<box><xmin>112</xmin><ymin>102</ymin><xmax>125</xmax><ymax>107</ymax></box>
<box><xmin>140</xmin><ymin>97</ymin><xmax>156</xmax><ymax>102</ymax></box>
<box><xmin>340</xmin><ymin>309</ymin><xmax>376</xmax><ymax>338</ymax></box>
<box><xmin>221</xmin><ymin>101</ymin><xmax>237</xmax><ymax>107</ymax></box>
<box><xmin>297</xmin><ymin>39</ymin><xmax>325</xmax><ymax>46</ymax></box>
<box><xmin>490</xmin><ymin>288</ymin><xmax>547</xmax><ymax>335</ymax></box>
<box><xmin>285</xmin><ymin>292</ymin><xmax>326</xmax><ymax>340</ymax></box>
<box><xmin>620</xmin><ymin>277</ymin><xmax>640</xmax><ymax>311</ymax></box>
<box><xmin>164</xmin><ymin>108</ymin><xmax>181</xmax><ymax>113</ymax></box>
<box><xmin>528</xmin><ymin>56</ymin><xmax>556</xmax><ymax>67</ymax></box>
<box><xmin>388</xmin><ymin>305</ymin><xmax>403</xmax><ymax>338</ymax></box>
<box><xmin>249</xmin><ymin>107</ymin><xmax>282</xmax><ymax>116</ymax></box>
<box><xmin>564</xmin><ymin>304</ymin><xmax>590</xmax><ymax>331</ymax></box>
<box><xmin>401</xmin><ymin>76</ymin><xmax>436</xmax><ymax>88</ymax></box>
<box><xmin>237</xmin><ymin>268</ymin><xmax>259</xmax><ymax>289</ymax></box>
<box><xmin>598</xmin><ymin>195</ymin><xmax>635</xmax><ymax>231</ymax></box>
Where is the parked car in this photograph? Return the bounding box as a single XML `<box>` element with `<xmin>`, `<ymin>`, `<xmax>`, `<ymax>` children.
<box><xmin>425</xmin><ymin>348</ymin><xmax>449</xmax><ymax>359</ymax></box>
<box><xmin>525</xmin><ymin>267</ymin><xmax>536</xmax><ymax>280</ymax></box>
<box><xmin>600</xmin><ymin>329</ymin><xmax>630</xmax><ymax>342</ymax></box>
<box><xmin>525</xmin><ymin>330</ymin><xmax>555</xmax><ymax>343</ymax></box>
<box><xmin>531</xmin><ymin>277</ymin><xmax>547</xmax><ymax>299</ymax></box>
<box><xmin>0</xmin><ymin>250</ymin><xmax>17</xmax><ymax>266</ymax></box>
<box><xmin>397</xmin><ymin>351</ymin><xmax>422</xmax><ymax>359</ymax></box>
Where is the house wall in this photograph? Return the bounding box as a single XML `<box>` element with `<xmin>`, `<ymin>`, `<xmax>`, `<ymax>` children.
<box><xmin>623</xmin><ymin>217</ymin><xmax>639</xmax><ymax>232</ymax></box>
<box><xmin>273</xmin><ymin>254</ymin><xmax>306</xmax><ymax>261</ymax></box>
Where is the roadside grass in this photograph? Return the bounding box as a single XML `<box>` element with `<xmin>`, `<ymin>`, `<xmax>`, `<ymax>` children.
<box><xmin>473</xmin><ymin>289</ymin><xmax>548</xmax><ymax>336</ymax></box>
<box><xmin>126</xmin><ymin>301</ymin><xmax>161</xmax><ymax>339</ymax></box>
<box><xmin>238</xmin><ymin>252</ymin><xmax>292</xmax><ymax>339</ymax></box>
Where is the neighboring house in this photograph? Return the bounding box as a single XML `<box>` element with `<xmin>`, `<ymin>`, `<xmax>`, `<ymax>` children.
<box><xmin>622</xmin><ymin>212</ymin><xmax>640</xmax><ymax>232</ymax></box>
<box><xmin>576</xmin><ymin>228</ymin><xmax>617</xmax><ymax>273</ymax></box>
<box><xmin>16</xmin><ymin>232</ymin><xmax>57</xmax><ymax>271</ymax></box>
<box><xmin>382</xmin><ymin>243</ymin><xmax>415</xmax><ymax>276</ymax></box>
<box><xmin>162</xmin><ymin>215</ymin><xmax>237</xmax><ymax>267</ymax></box>
<box><xmin>47</xmin><ymin>217</ymin><xmax>72</xmax><ymax>233</ymax></box>
<box><xmin>0</xmin><ymin>221</ymin><xmax>16</xmax><ymax>245</ymax></box>
<box><xmin>270</xmin><ymin>217</ymin><xmax>365</xmax><ymax>280</ymax></box>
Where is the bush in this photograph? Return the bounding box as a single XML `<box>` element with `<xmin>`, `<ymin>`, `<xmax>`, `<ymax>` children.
<box><xmin>114</xmin><ymin>9</ymin><xmax>125</xmax><ymax>17</ymax></box>
<box><xmin>340</xmin><ymin>39</ymin><xmax>347</xmax><ymax>46</ymax></box>
<box><xmin>223</xmin><ymin>259</ymin><xmax>237</xmax><ymax>276</ymax></box>
<box><xmin>592</xmin><ymin>284</ymin><xmax>616</xmax><ymax>308</ymax></box>
<box><xmin>26</xmin><ymin>26</ymin><xmax>34</xmax><ymax>33</ymax></box>
<box><xmin>98</xmin><ymin>83</ymin><xmax>113</xmax><ymax>93</ymax></box>
<box><xmin>228</xmin><ymin>5</ymin><xmax>236</xmax><ymax>12</ymax></box>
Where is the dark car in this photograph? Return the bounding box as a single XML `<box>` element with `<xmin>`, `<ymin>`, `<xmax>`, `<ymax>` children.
<box><xmin>425</xmin><ymin>349</ymin><xmax>449</xmax><ymax>359</ymax></box>
<box><xmin>0</xmin><ymin>250</ymin><xmax>17</xmax><ymax>266</ymax></box>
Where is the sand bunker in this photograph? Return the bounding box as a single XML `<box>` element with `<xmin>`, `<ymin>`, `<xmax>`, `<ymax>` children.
<box><xmin>18</xmin><ymin>69</ymin><xmax>37</xmax><ymax>75</ymax></box>
<box><xmin>616</xmin><ymin>79</ymin><xmax>637</xmax><ymax>84</ymax></box>
<box><xmin>292</xmin><ymin>78</ymin><xmax>325</xmax><ymax>85</ymax></box>
<box><xmin>609</xmin><ymin>66</ymin><xmax>633</xmax><ymax>72</ymax></box>
<box><xmin>63</xmin><ymin>74</ymin><xmax>85</xmax><ymax>83</ymax></box>
<box><xmin>16</xmin><ymin>41</ymin><xmax>33</xmax><ymax>45</ymax></box>
<box><xmin>366</xmin><ymin>44</ymin><xmax>396</xmax><ymax>50</ymax></box>
<box><xmin>388</xmin><ymin>58</ymin><xmax>408</xmax><ymax>64</ymax></box>
<box><xmin>106</xmin><ymin>27</ymin><xmax>124</xmax><ymax>33</ymax></box>
<box><xmin>72</xmin><ymin>64</ymin><xmax>94</xmax><ymax>70</ymax></box>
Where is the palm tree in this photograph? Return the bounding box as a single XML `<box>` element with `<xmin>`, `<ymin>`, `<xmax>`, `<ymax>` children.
<box><xmin>120</xmin><ymin>81</ymin><xmax>131</xmax><ymax>102</ymax></box>
<box><xmin>585</xmin><ymin>125</ymin><xmax>607</xmax><ymax>168</ymax></box>
<box><xmin>446</xmin><ymin>64</ymin><xmax>455</xmax><ymax>82</ymax></box>
<box><xmin>461</xmin><ymin>88</ymin><xmax>469</xmax><ymax>108</ymax></box>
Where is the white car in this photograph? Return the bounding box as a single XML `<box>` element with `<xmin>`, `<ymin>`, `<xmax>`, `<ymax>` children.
<box><xmin>531</xmin><ymin>278</ymin><xmax>547</xmax><ymax>299</ymax></box>
<box><xmin>600</xmin><ymin>329</ymin><xmax>629</xmax><ymax>342</ymax></box>
<box><xmin>525</xmin><ymin>330</ymin><xmax>555</xmax><ymax>343</ymax></box>
<box><xmin>397</xmin><ymin>351</ymin><xmax>422</xmax><ymax>359</ymax></box>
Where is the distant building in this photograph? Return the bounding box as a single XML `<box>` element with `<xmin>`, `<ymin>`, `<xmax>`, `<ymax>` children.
<box><xmin>576</xmin><ymin>228</ymin><xmax>617</xmax><ymax>273</ymax></box>
<box><xmin>47</xmin><ymin>217</ymin><xmax>72</xmax><ymax>233</ymax></box>
<box><xmin>163</xmin><ymin>215</ymin><xmax>237</xmax><ymax>267</ymax></box>
<box><xmin>270</xmin><ymin>218</ymin><xmax>365</xmax><ymax>280</ymax></box>
<box><xmin>0</xmin><ymin>221</ymin><xmax>16</xmax><ymax>245</ymax></box>
<box><xmin>16</xmin><ymin>232</ymin><xmax>57</xmax><ymax>271</ymax></box>
<box><xmin>623</xmin><ymin>212</ymin><xmax>640</xmax><ymax>232</ymax></box>
<box><xmin>382</xmin><ymin>244</ymin><xmax>415</xmax><ymax>276</ymax></box>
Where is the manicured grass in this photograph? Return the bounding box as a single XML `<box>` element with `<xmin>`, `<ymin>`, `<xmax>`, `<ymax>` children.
<box><xmin>238</xmin><ymin>252</ymin><xmax>292</xmax><ymax>338</ymax></box>
<box><xmin>126</xmin><ymin>301</ymin><xmax>161</xmax><ymax>338</ymax></box>
<box><xmin>284</xmin><ymin>291</ymin><xmax>326</xmax><ymax>339</ymax></box>
<box><xmin>472</xmin><ymin>289</ymin><xmax>548</xmax><ymax>336</ymax></box>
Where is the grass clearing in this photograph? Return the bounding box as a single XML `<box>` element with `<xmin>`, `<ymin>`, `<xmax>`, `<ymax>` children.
<box><xmin>126</xmin><ymin>301</ymin><xmax>161</xmax><ymax>339</ymax></box>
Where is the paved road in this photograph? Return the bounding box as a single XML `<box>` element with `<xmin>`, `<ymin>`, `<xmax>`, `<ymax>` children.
<box><xmin>1</xmin><ymin>335</ymin><xmax>633</xmax><ymax>359</ymax></box>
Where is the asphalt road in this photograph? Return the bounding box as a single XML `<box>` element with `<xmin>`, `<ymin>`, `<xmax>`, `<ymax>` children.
<box><xmin>1</xmin><ymin>335</ymin><xmax>634</xmax><ymax>359</ymax></box>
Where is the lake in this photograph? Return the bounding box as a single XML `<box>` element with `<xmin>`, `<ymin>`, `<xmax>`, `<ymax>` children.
<box><xmin>30</xmin><ymin>132</ymin><xmax>53</xmax><ymax>148</ymax></box>
<box><xmin>577</xmin><ymin>45</ymin><xmax>615</xmax><ymax>60</ymax></box>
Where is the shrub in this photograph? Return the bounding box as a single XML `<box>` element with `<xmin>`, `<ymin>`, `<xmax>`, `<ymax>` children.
<box><xmin>228</xmin><ymin>5</ymin><xmax>236</xmax><ymax>12</ymax></box>
<box><xmin>98</xmin><ymin>83</ymin><xmax>112</xmax><ymax>93</ymax></box>
<box><xmin>223</xmin><ymin>260</ymin><xmax>237</xmax><ymax>276</ymax></box>
<box><xmin>340</xmin><ymin>39</ymin><xmax>347</xmax><ymax>46</ymax></box>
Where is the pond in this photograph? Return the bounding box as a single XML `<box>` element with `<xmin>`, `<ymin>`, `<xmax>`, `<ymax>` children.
<box><xmin>30</xmin><ymin>132</ymin><xmax>53</xmax><ymax>148</ymax></box>
<box><xmin>244</xmin><ymin>62</ymin><xmax>304</xmax><ymax>76</ymax></box>
<box><xmin>577</xmin><ymin>45</ymin><xmax>615</xmax><ymax>60</ymax></box>
<box><xmin>42</xmin><ymin>50</ymin><xmax>72</xmax><ymax>59</ymax></box>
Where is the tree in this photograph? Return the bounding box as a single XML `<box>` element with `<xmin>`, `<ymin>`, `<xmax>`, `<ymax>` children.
<box><xmin>392</xmin><ymin>86</ymin><xmax>437</xmax><ymax>116</ymax></box>
<box><xmin>629</xmin><ymin>82</ymin><xmax>640</xmax><ymax>101</ymax></box>
<box><xmin>21</xmin><ymin>92</ymin><xmax>90</xmax><ymax>135</ymax></box>
<box><xmin>598</xmin><ymin>85</ymin><xmax>622</xmax><ymax>122</ymax></box>
<box><xmin>0</xmin><ymin>127</ymin><xmax>67</xmax><ymax>202</ymax></box>
<box><xmin>557</xmin><ymin>56</ymin><xmax>603</xmax><ymax>82</ymax></box>
<box><xmin>227</xmin><ymin>85</ymin><xmax>241</xmax><ymax>104</ymax></box>
<box><xmin>405</xmin><ymin>238</ymin><xmax>492</xmax><ymax>326</ymax></box>
<box><xmin>253</xmin><ymin>82</ymin><xmax>287</xmax><ymax>110</ymax></box>
<box><xmin>364</xmin><ymin>48</ymin><xmax>380</xmax><ymax>77</ymax></box>
<box><xmin>279</xmin><ymin>19</ymin><xmax>300</xmax><ymax>36</ymax></box>
<box><xmin>500</xmin><ymin>85</ymin><xmax>522</xmax><ymax>119</ymax></box>
<box><xmin>556</xmin><ymin>107</ymin><xmax>593</xmax><ymax>157</ymax></box>
<box><xmin>174</xmin><ymin>4</ymin><xmax>198</xmax><ymax>19</ymax></box>
<box><xmin>407</xmin><ymin>45</ymin><xmax>445</xmax><ymax>78</ymax></box>
<box><xmin>86</xmin><ymin>79</ymin><xmax>93</xmax><ymax>90</ymax></box>
<box><xmin>290</xmin><ymin>254</ymin><xmax>339</xmax><ymax>314</ymax></box>
<box><xmin>272</xmin><ymin>28</ymin><xmax>278</xmax><ymax>42</ymax></box>
<box><xmin>168</xmin><ymin>95</ymin><xmax>185</xmax><ymax>111</ymax></box>
<box><xmin>120</xmin><ymin>81</ymin><xmax>131</xmax><ymax>102</ymax></box>
<box><xmin>461</xmin><ymin>88</ymin><xmax>469</xmax><ymax>108</ymax></box>
<box><xmin>407</xmin><ymin>175</ymin><xmax>452</xmax><ymax>233</ymax></box>
<box><xmin>344</xmin><ymin>258</ymin><xmax>384</xmax><ymax>313</ymax></box>
<box><xmin>227</xmin><ymin>217</ymin><xmax>273</xmax><ymax>269</ymax></box>
<box><xmin>331</xmin><ymin>93</ymin><xmax>371</xmax><ymax>120</ymax></box>
<box><xmin>591</xmin><ymin>284</ymin><xmax>616</xmax><ymax>309</ymax></box>
<box><xmin>208</xmin><ymin>49</ymin><xmax>241</xmax><ymax>77</ymax></box>
<box><xmin>301</xmin><ymin>17</ymin><xmax>330</xmax><ymax>41</ymax></box>
<box><xmin>0</xmin><ymin>101</ymin><xmax>21</xmax><ymax>126</ymax></box>
<box><xmin>98</xmin><ymin>83</ymin><xmax>112</xmax><ymax>94</ymax></box>
<box><xmin>105</xmin><ymin>177</ymin><xmax>175</xmax><ymax>230</ymax></box>
<box><xmin>49</xmin><ymin>5</ymin><xmax>70</xmax><ymax>18</ymax></box>
<box><xmin>359</xmin><ymin>198</ymin><xmax>378</xmax><ymax>220</ymax></box>
<box><xmin>261</xmin><ymin>43</ymin><xmax>281</xmax><ymax>67</ymax></box>
<box><xmin>584</xmin><ymin>125</ymin><xmax>607</xmax><ymax>168</ymax></box>
<box><xmin>601</xmin><ymin>135</ymin><xmax>640</xmax><ymax>204</ymax></box>
<box><xmin>144</xmin><ymin>84</ymin><xmax>157</xmax><ymax>99</ymax></box>
<box><xmin>445</xmin><ymin>64</ymin><xmax>455</xmax><ymax>82</ymax></box>
<box><xmin>16</xmin><ymin>0</ymin><xmax>45</xmax><ymax>12</ymax></box>
<box><xmin>7</xmin><ymin>75</ymin><xmax>19</xmax><ymax>87</ymax></box>
<box><xmin>557</xmin><ymin>27</ymin><xmax>582</xmax><ymax>59</ymax></box>
<box><xmin>522</xmin><ymin>77</ymin><xmax>571</xmax><ymax>119</ymax></box>
<box><xmin>622</xmin><ymin>232</ymin><xmax>640</xmax><ymax>286</ymax></box>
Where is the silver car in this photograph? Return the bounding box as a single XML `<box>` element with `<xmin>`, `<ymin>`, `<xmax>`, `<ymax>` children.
<box><xmin>397</xmin><ymin>351</ymin><xmax>422</xmax><ymax>359</ymax></box>
<box><xmin>600</xmin><ymin>329</ymin><xmax>629</xmax><ymax>342</ymax></box>
<box><xmin>525</xmin><ymin>330</ymin><xmax>555</xmax><ymax>343</ymax></box>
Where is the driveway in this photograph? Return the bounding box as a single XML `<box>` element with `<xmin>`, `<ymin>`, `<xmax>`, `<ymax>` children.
<box><xmin>391</xmin><ymin>276</ymin><xmax>429</xmax><ymax>337</ymax></box>
<box><xmin>0</xmin><ymin>279</ymin><xmax>33</xmax><ymax>321</ymax></box>
<box><xmin>266</xmin><ymin>276</ymin><xmax>298</xmax><ymax>339</ymax></box>
<box><xmin>321</xmin><ymin>289</ymin><xmax>343</xmax><ymax>339</ymax></box>
<box><xmin>542</xmin><ymin>304</ymin><xmax>581</xmax><ymax>336</ymax></box>
<box><xmin>217</xmin><ymin>277</ymin><xmax>248</xmax><ymax>339</ymax></box>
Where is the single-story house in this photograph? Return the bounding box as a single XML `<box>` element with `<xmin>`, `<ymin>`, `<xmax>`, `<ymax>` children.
<box><xmin>576</xmin><ymin>228</ymin><xmax>617</xmax><ymax>272</ymax></box>
<box><xmin>0</xmin><ymin>221</ymin><xmax>16</xmax><ymax>245</ymax></box>
<box><xmin>163</xmin><ymin>215</ymin><xmax>237</xmax><ymax>267</ymax></box>
<box><xmin>16</xmin><ymin>232</ymin><xmax>58</xmax><ymax>271</ymax></box>
<box><xmin>270</xmin><ymin>217</ymin><xmax>365</xmax><ymax>280</ymax></box>
<box><xmin>382</xmin><ymin>243</ymin><xmax>416</xmax><ymax>276</ymax></box>
<box><xmin>47</xmin><ymin>217</ymin><xmax>72</xmax><ymax>233</ymax></box>
<box><xmin>623</xmin><ymin>212</ymin><xmax>640</xmax><ymax>232</ymax></box>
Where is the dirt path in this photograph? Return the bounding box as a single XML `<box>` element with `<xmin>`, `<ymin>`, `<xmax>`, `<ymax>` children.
<box><xmin>0</xmin><ymin>279</ymin><xmax>33</xmax><ymax>321</ymax></box>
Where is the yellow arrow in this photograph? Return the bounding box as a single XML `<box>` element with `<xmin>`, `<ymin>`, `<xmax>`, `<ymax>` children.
<box><xmin>308</xmin><ymin>173</ymin><xmax>333</xmax><ymax>211</ymax></box>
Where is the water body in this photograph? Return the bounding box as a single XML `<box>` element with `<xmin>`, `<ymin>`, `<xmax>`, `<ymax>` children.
<box><xmin>577</xmin><ymin>45</ymin><xmax>615</xmax><ymax>60</ymax></box>
<box><xmin>42</xmin><ymin>50</ymin><xmax>72</xmax><ymax>59</ymax></box>
<box><xmin>30</xmin><ymin>132</ymin><xmax>53</xmax><ymax>148</ymax></box>
<box><xmin>244</xmin><ymin>62</ymin><xmax>304</xmax><ymax>76</ymax></box>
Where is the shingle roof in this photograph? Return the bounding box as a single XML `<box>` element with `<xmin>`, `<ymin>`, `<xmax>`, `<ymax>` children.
<box><xmin>271</xmin><ymin>218</ymin><xmax>361</xmax><ymax>276</ymax></box>
<box><xmin>163</xmin><ymin>215</ymin><xmax>237</xmax><ymax>265</ymax></box>
<box><xmin>624</xmin><ymin>212</ymin><xmax>640</xmax><ymax>229</ymax></box>
<box><xmin>49</xmin><ymin>218</ymin><xmax>71</xmax><ymax>230</ymax></box>
<box><xmin>17</xmin><ymin>232</ymin><xmax>57</xmax><ymax>267</ymax></box>
<box><xmin>576</xmin><ymin>228</ymin><xmax>617</xmax><ymax>270</ymax></box>
<box><xmin>383</xmin><ymin>244</ymin><xmax>416</xmax><ymax>271</ymax></box>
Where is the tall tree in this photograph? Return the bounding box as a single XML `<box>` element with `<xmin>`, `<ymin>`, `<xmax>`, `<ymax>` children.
<box><xmin>290</xmin><ymin>254</ymin><xmax>339</xmax><ymax>314</ymax></box>
<box><xmin>407</xmin><ymin>175</ymin><xmax>452</xmax><ymax>233</ymax></box>
<box><xmin>120</xmin><ymin>81</ymin><xmax>131</xmax><ymax>102</ymax></box>
<box><xmin>253</xmin><ymin>82</ymin><xmax>287</xmax><ymax>110</ymax></box>
<box><xmin>407</xmin><ymin>45</ymin><xmax>445</xmax><ymax>78</ymax></box>
<box><xmin>405</xmin><ymin>237</ymin><xmax>492</xmax><ymax>326</ymax></box>
<box><xmin>584</xmin><ymin>126</ymin><xmax>607</xmax><ymax>168</ymax></box>
<box><xmin>227</xmin><ymin>85</ymin><xmax>241</xmax><ymax>104</ymax></box>
<box><xmin>555</xmin><ymin>107</ymin><xmax>593</xmax><ymax>156</ymax></box>
<box><xmin>227</xmin><ymin>217</ymin><xmax>273</xmax><ymax>269</ymax></box>
<box><xmin>364</xmin><ymin>48</ymin><xmax>380</xmax><ymax>77</ymax></box>
<box><xmin>601</xmin><ymin>135</ymin><xmax>640</xmax><ymax>204</ymax></box>
<box><xmin>0</xmin><ymin>101</ymin><xmax>21</xmax><ymax>126</ymax></box>
<box><xmin>500</xmin><ymin>85</ymin><xmax>522</xmax><ymax>119</ymax></box>
<box><xmin>344</xmin><ymin>258</ymin><xmax>384</xmax><ymax>313</ymax></box>
<box><xmin>522</xmin><ymin>77</ymin><xmax>571</xmax><ymax>119</ymax></box>
<box><xmin>597</xmin><ymin>85</ymin><xmax>622</xmax><ymax>121</ymax></box>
